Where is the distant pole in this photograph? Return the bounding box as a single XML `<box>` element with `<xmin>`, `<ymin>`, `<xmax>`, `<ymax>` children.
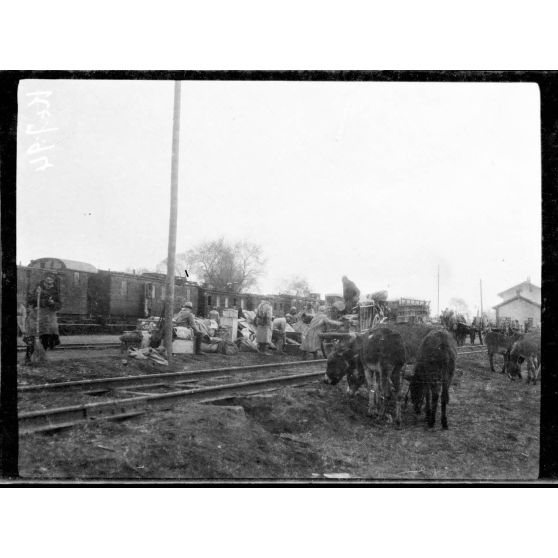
<box><xmin>480</xmin><ymin>279</ymin><xmax>483</xmax><ymax>316</ymax></box>
<box><xmin>437</xmin><ymin>265</ymin><xmax>440</xmax><ymax>317</ymax></box>
<box><xmin>164</xmin><ymin>81</ymin><xmax>182</xmax><ymax>362</ymax></box>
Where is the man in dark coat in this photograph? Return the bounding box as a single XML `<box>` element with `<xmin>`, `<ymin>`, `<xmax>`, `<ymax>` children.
<box><xmin>342</xmin><ymin>275</ymin><xmax>360</xmax><ymax>314</ymax></box>
<box><xmin>24</xmin><ymin>273</ymin><xmax>62</xmax><ymax>363</ymax></box>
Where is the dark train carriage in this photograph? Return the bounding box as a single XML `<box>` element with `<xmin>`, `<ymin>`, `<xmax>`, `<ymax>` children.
<box><xmin>140</xmin><ymin>272</ymin><xmax>199</xmax><ymax>317</ymax></box>
<box><xmin>198</xmin><ymin>287</ymin><xmax>248</xmax><ymax>318</ymax></box>
<box><xmin>93</xmin><ymin>270</ymin><xmax>146</xmax><ymax>321</ymax></box>
<box><xmin>25</xmin><ymin>257</ymin><xmax>97</xmax><ymax>321</ymax></box>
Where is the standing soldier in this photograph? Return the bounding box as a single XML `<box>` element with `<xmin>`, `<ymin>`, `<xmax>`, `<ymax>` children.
<box><xmin>342</xmin><ymin>275</ymin><xmax>360</xmax><ymax>314</ymax></box>
<box><xmin>272</xmin><ymin>315</ymin><xmax>287</xmax><ymax>353</ymax></box>
<box><xmin>254</xmin><ymin>299</ymin><xmax>273</xmax><ymax>355</ymax></box>
<box><xmin>24</xmin><ymin>273</ymin><xmax>62</xmax><ymax>364</ymax></box>
<box><xmin>300</xmin><ymin>306</ymin><xmax>341</xmax><ymax>360</ymax></box>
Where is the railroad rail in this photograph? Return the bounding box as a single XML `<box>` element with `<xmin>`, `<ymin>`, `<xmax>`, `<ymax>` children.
<box><xmin>18</xmin><ymin>359</ymin><xmax>327</xmax><ymax>393</ymax></box>
<box><xmin>17</xmin><ymin>343</ymin><xmax>121</xmax><ymax>352</ymax></box>
<box><xmin>19</xmin><ymin>368</ymin><xmax>326</xmax><ymax>435</ymax></box>
<box><xmin>17</xmin><ymin>345</ymin><xmax>486</xmax><ymax>435</ymax></box>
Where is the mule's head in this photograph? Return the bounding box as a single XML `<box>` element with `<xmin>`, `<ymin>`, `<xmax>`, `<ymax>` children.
<box><xmin>324</xmin><ymin>348</ymin><xmax>353</xmax><ymax>385</ymax></box>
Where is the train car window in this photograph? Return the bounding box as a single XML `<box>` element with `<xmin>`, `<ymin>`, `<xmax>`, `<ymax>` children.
<box><xmin>207</xmin><ymin>295</ymin><xmax>212</xmax><ymax>306</ymax></box>
<box><xmin>216</xmin><ymin>295</ymin><xmax>220</xmax><ymax>307</ymax></box>
<box><xmin>240</xmin><ymin>298</ymin><xmax>245</xmax><ymax>309</ymax></box>
<box><xmin>161</xmin><ymin>285</ymin><xmax>166</xmax><ymax>299</ymax></box>
<box><xmin>224</xmin><ymin>297</ymin><xmax>229</xmax><ymax>308</ymax></box>
<box><xmin>233</xmin><ymin>298</ymin><xmax>237</xmax><ymax>307</ymax></box>
<box><xmin>186</xmin><ymin>287</ymin><xmax>191</xmax><ymax>301</ymax></box>
<box><xmin>121</xmin><ymin>280</ymin><xmax>128</xmax><ymax>296</ymax></box>
<box><xmin>73</xmin><ymin>272</ymin><xmax>80</xmax><ymax>286</ymax></box>
<box><xmin>273</xmin><ymin>302</ymin><xmax>277</xmax><ymax>310</ymax></box>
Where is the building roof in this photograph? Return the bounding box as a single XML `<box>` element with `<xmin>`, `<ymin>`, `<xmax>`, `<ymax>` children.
<box><xmin>493</xmin><ymin>294</ymin><xmax>541</xmax><ymax>310</ymax></box>
<box><xmin>29</xmin><ymin>257</ymin><xmax>98</xmax><ymax>274</ymax></box>
<box><xmin>497</xmin><ymin>280</ymin><xmax>540</xmax><ymax>298</ymax></box>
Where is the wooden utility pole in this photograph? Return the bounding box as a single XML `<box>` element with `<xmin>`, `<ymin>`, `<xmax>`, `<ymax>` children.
<box><xmin>480</xmin><ymin>279</ymin><xmax>484</xmax><ymax>316</ymax></box>
<box><xmin>437</xmin><ymin>265</ymin><xmax>440</xmax><ymax>318</ymax></box>
<box><xmin>164</xmin><ymin>81</ymin><xmax>182</xmax><ymax>362</ymax></box>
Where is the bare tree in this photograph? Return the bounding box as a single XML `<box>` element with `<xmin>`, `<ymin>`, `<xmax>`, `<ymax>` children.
<box><xmin>277</xmin><ymin>275</ymin><xmax>312</xmax><ymax>297</ymax></box>
<box><xmin>158</xmin><ymin>237</ymin><xmax>266</xmax><ymax>292</ymax></box>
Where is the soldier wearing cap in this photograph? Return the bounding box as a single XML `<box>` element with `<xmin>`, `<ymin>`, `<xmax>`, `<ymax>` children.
<box><xmin>174</xmin><ymin>302</ymin><xmax>204</xmax><ymax>355</ymax></box>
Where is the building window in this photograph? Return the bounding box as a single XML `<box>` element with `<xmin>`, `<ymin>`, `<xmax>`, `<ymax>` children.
<box><xmin>73</xmin><ymin>272</ymin><xmax>80</xmax><ymax>286</ymax></box>
<box><xmin>121</xmin><ymin>280</ymin><xmax>127</xmax><ymax>296</ymax></box>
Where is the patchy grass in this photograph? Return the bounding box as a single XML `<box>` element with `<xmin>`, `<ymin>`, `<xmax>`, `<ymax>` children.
<box><xmin>18</xmin><ymin>352</ymin><xmax>539</xmax><ymax>480</ymax></box>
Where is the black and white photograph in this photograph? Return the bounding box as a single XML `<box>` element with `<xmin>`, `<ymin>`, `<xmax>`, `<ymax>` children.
<box><xmin>1</xmin><ymin>72</ymin><xmax>549</xmax><ymax>483</ymax></box>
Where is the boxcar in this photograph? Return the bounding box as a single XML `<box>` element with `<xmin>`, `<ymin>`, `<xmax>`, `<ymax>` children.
<box><xmin>198</xmin><ymin>287</ymin><xmax>247</xmax><ymax>318</ymax></box>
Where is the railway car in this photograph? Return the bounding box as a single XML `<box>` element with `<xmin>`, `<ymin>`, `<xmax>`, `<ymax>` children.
<box><xmin>198</xmin><ymin>287</ymin><xmax>248</xmax><ymax>317</ymax></box>
<box><xmin>140</xmin><ymin>272</ymin><xmax>199</xmax><ymax>317</ymax></box>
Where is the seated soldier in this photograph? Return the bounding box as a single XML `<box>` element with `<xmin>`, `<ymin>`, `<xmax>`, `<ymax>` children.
<box><xmin>174</xmin><ymin>302</ymin><xmax>205</xmax><ymax>355</ymax></box>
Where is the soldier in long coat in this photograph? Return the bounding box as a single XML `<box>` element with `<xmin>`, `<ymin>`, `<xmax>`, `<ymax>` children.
<box><xmin>300</xmin><ymin>306</ymin><xmax>341</xmax><ymax>359</ymax></box>
<box><xmin>24</xmin><ymin>273</ymin><xmax>62</xmax><ymax>363</ymax></box>
<box><xmin>254</xmin><ymin>299</ymin><xmax>273</xmax><ymax>355</ymax></box>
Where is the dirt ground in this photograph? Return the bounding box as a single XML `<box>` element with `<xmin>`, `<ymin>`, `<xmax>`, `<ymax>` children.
<box><xmin>18</xmin><ymin>350</ymin><xmax>540</xmax><ymax>480</ymax></box>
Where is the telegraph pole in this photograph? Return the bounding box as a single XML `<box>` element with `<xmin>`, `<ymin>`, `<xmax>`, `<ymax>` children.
<box><xmin>480</xmin><ymin>279</ymin><xmax>484</xmax><ymax>316</ymax></box>
<box><xmin>437</xmin><ymin>265</ymin><xmax>440</xmax><ymax>318</ymax></box>
<box><xmin>164</xmin><ymin>81</ymin><xmax>182</xmax><ymax>362</ymax></box>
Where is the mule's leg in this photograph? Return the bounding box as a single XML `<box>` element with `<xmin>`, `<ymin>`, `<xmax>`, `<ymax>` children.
<box><xmin>393</xmin><ymin>365</ymin><xmax>404</xmax><ymax>429</ymax></box>
<box><xmin>532</xmin><ymin>356</ymin><xmax>541</xmax><ymax>385</ymax></box>
<box><xmin>489</xmin><ymin>351</ymin><xmax>495</xmax><ymax>372</ymax></box>
<box><xmin>441</xmin><ymin>382</ymin><xmax>450</xmax><ymax>430</ymax></box>
<box><xmin>501</xmin><ymin>351</ymin><xmax>508</xmax><ymax>375</ymax></box>
<box><xmin>423</xmin><ymin>390</ymin><xmax>432</xmax><ymax>425</ymax></box>
<box><xmin>526</xmin><ymin>357</ymin><xmax>534</xmax><ymax>385</ymax></box>
<box><xmin>429</xmin><ymin>382</ymin><xmax>440</xmax><ymax>428</ymax></box>
<box><xmin>363</xmin><ymin>365</ymin><xmax>377</xmax><ymax>417</ymax></box>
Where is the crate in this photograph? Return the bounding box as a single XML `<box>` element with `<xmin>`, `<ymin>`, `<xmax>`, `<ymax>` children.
<box><xmin>172</xmin><ymin>339</ymin><xmax>194</xmax><ymax>354</ymax></box>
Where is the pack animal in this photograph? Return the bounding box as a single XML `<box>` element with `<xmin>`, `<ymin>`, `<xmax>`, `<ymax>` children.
<box><xmin>484</xmin><ymin>331</ymin><xmax>523</xmax><ymax>374</ymax></box>
<box><xmin>324</xmin><ymin>328</ymin><xmax>406</xmax><ymax>427</ymax></box>
<box><xmin>507</xmin><ymin>331</ymin><xmax>541</xmax><ymax>385</ymax></box>
<box><xmin>409</xmin><ymin>329</ymin><xmax>457</xmax><ymax>429</ymax></box>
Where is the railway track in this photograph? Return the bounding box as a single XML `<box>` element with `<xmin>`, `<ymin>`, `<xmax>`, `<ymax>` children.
<box><xmin>18</xmin><ymin>345</ymin><xmax>486</xmax><ymax>435</ymax></box>
<box><xmin>17</xmin><ymin>342</ymin><xmax>121</xmax><ymax>352</ymax></box>
<box><xmin>19</xmin><ymin>363</ymin><xmax>326</xmax><ymax>435</ymax></box>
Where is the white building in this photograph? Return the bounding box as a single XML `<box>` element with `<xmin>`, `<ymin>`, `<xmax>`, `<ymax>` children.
<box><xmin>493</xmin><ymin>279</ymin><xmax>541</xmax><ymax>328</ymax></box>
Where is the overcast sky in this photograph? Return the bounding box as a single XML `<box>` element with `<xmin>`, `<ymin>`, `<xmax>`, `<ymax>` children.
<box><xmin>17</xmin><ymin>79</ymin><xmax>541</xmax><ymax>315</ymax></box>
